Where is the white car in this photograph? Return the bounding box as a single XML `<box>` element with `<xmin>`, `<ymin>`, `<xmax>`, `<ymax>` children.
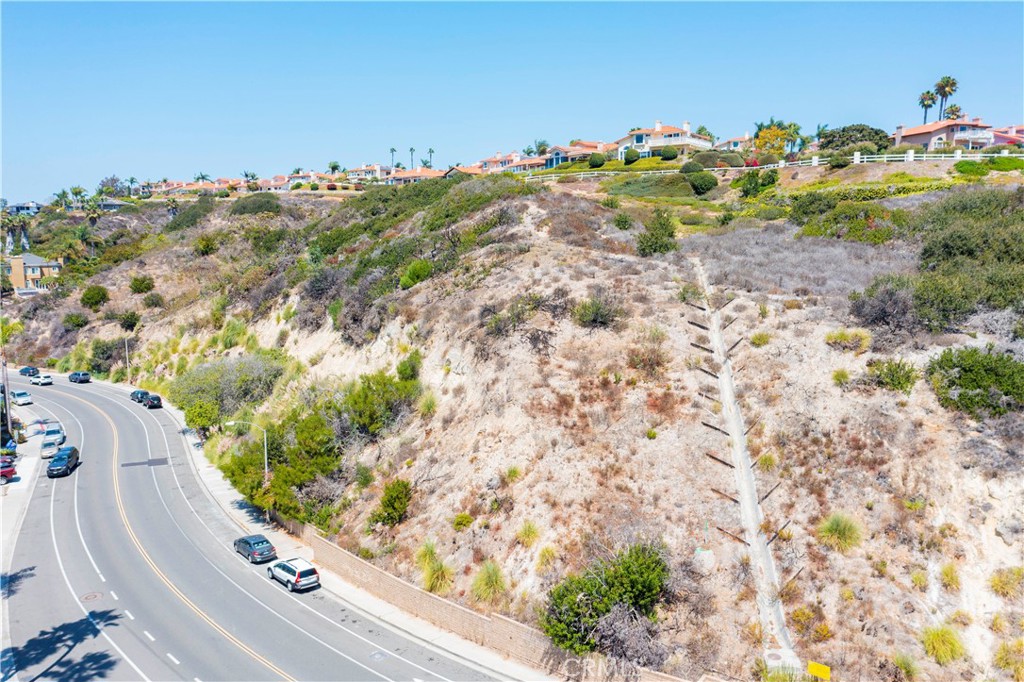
<box><xmin>267</xmin><ymin>558</ymin><xmax>320</xmax><ymax>592</ymax></box>
<box><xmin>30</xmin><ymin>374</ymin><xmax>53</xmax><ymax>386</ymax></box>
<box><xmin>10</xmin><ymin>391</ymin><xmax>32</xmax><ymax>406</ymax></box>
<box><xmin>40</xmin><ymin>437</ymin><xmax>61</xmax><ymax>459</ymax></box>
<box><xmin>41</xmin><ymin>424</ymin><xmax>65</xmax><ymax>445</ymax></box>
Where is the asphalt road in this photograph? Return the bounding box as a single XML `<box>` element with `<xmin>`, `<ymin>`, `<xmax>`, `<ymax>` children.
<box><xmin>3</xmin><ymin>376</ymin><xmax>492</xmax><ymax>682</ymax></box>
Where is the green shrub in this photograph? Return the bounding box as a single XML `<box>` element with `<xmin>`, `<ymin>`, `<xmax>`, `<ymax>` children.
<box><xmin>818</xmin><ymin>512</ymin><xmax>862</xmax><ymax>552</ymax></box>
<box><xmin>399</xmin><ymin>259</ymin><xmax>432</xmax><ymax>290</ymax></box>
<box><xmin>868</xmin><ymin>358</ymin><xmax>919</xmax><ymax>394</ymax></box>
<box><xmin>80</xmin><ymin>285</ymin><xmax>109</xmax><ymax>311</ymax></box>
<box><xmin>214</xmin><ymin>189</ymin><xmax>230</xmax><ymax>199</ymax></box>
<box><xmin>754</xmin><ymin>206</ymin><xmax>786</xmax><ymax>221</ymax></box>
<box><xmin>988</xmin><ymin>156</ymin><xmax>1024</xmax><ymax>172</ymax></box>
<box><xmin>600</xmin><ymin>197</ymin><xmax>619</xmax><ymax>209</ymax></box>
<box><xmin>165</xmin><ymin>196</ymin><xmax>215</xmax><ymax>232</ymax></box>
<box><xmin>825</xmin><ymin>327</ymin><xmax>872</xmax><ymax>354</ymax></box>
<box><xmin>119</xmin><ymin>311</ymin><xmax>140</xmax><ymax>331</ymax></box>
<box><xmin>309</xmin><ymin>183</ymin><xmax>319</xmax><ymax>191</ymax></box>
<box><xmin>828</xmin><ymin>155</ymin><xmax>852</xmax><ymax>169</ymax></box>
<box><xmin>194</xmin><ymin>234</ymin><xmax>220</xmax><ymax>256</ymax></box>
<box><xmin>129</xmin><ymin>275</ymin><xmax>155</xmax><ymax>294</ymax></box>
<box><xmin>291</xmin><ymin>182</ymin><xmax>303</xmax><ymax>190</ymax></box>
<box><xmin>920</xmin><ymin>625</ymin><xmax>965</xmax><ymax>666</ymax></box>
<box><xmin>354</xmin><ymin>463</ymin><xmax>374</xmax><ymax>488</ymax></box>
<box><xmin>623</xmin><ymin>148</ymin><xmax>640</xmax><ymax>165</ymax></box>
<box><xmin>605</xmin><ymin>174</ymin><xmax>695</xmax><ymax>198</ymax></box>
<box><xmin>452</xmin><ymin>512</ymin><xmax>474</xmax><ymax>531</ymax></box>
<box><xmin>799</xmin><ymin>201</ymin><xmax>908</xmax><ymax>244</ymax></box>
<box><xmin>636</xmin><ymin>208</ymin><xmax>677</xmax><ymax>256</ymax></box>
<box><xmin>613</xmin><ymin>213</ymin><xmax>632</xmax><ymax>230</ymax></box>
<box><xmin>541</xmin><ymin>543</ymin><xmax>669</xmax><ymax>655</ymax></box>
<box><xmin>588</xmin><ymin>153</ymin><xmax>606</xmax><ymax>169</ymax></box>
<box><xmin>368</xmin><ymin>479</ymin><xmax>412</xmax><ymax>526</ymax></box>
<box><xmin>832</xmin><ymin>369</ymin><xmax>851</xmax><ymax>387</ymax></box>
<box><xmin>571</xmin><ymin>292</ymin><xmax>624</xmax><ymax>328</ymax></box>
<box><xmin>229</xmin><ymin>192</ymin><xmax>281</xmax><ymax>216</ymax></box>
<box><xmin>143</xmin><ymin>292</ymin><xmax>165</xmax><ymax>308</ymax></box>
<box><xmin>184</xmin><ymin>399</ymin><xmax>219</xmax><ymax>431</ymax></box>
<box><xmin>169</xmin><ymin>353</ymin><xmax>285</xmax><ymax>418</ymax></box>
<box><xmin>757</xmin><ymin>153</ymin><xmax>779</xmax><ymax>166</ymax></box>
<box><xmin>680</xmin><ymin>160</ymin><xmax>703</xmax><ymax>173</ymax></box>
<box><xmin>820</xmin><ymin>124</ymin><xmax>891</xmax><ymax>151</ymax></box>
<box><xmin>62</xmin><ymin>312</ymin><xmax>89</xmax><ymax>330</ymax></box>
<box><xmin>685</xmin><ymin>171</ymin><xmax>718</xmax><ymax>196</ymax></box>
<box><xmin>953</xmin><ymin>160</ymin><xmax>989</xmax><ymax>177</ymax></box>
<box><xmin>659</xmin><ymin>146</ymin><xmax>678</xmax><ymax>161</ymax></box>
<box><xmin>677</xmin><ymin>282</ymin><xmax>702</xmax><ymax>303</ymax></box>
<box><xmin>940</xmin><ymin>563</ymin><xmax>961</xmax><ymax>592</ymax></box>
<box><xmin>342</xmin><ymin>371</ymin><xmax>419</xmax><ymax>436</ymax></box>
<box><xmin>220</xmin><ymin>317</ymin><xmax>246</xmax><ymax>349</ymax></box>
<box><xmin>416</xmin><ymin>540</ymin><xmax>453</xmax><ymax>594</ymax></box>
<box><xmin>692</xmin><ymin>151</ymin><xmax>720</xmax><ymax>167</ymax></box>
<box><xmin>749</xmin><ymin>332</ymin><xmax>771</xmax><ymax>347</ymax></box>
<box><xmin>927</xmin><ymin>347</ymin><xmax>1023</xmax><ymax>418</ymax></box>
<box><xmin>720</xmin><ymin>152</ymin><xmax>745</xmax><ymax>168</ymax></box>
<box><xmin>789</xmin><ymin>192</ymin><xmax>840</xmax><ymax>225</ymax></box>
<box><xmin>396</xmin><ymin>349</ymin><xmax>422</xmax><ymax>381</ymax></box>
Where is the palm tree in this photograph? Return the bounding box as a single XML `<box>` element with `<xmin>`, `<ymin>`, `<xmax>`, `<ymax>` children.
<box><xmin>166</xmin><ymin>198</ymin><xmax>179</xmax><ymax>217</ymax></box>
<box><xmin>427</xmin><ymin>148</ymin><xmax>435</xmax><ymax>168</ymax></box>
<box><xmin>0</xmin><ymin>316</ymin><xmax>25</xmax><ymax>346</ymax></box>
<box><xmin>291</xmin><ymin>168</ymin><xmax>303</xmax><ymax>176</ymax></box>
<box><xmin>126</xmin><ymin>176</ymin><xmax>138</xmax><ymax>196</ymax></box>
<box><xmin>83</xmin><ymin>200</ymin><xmax>102</xmax><ymax>230</ymax></box>
<box><xmin>52</xmin><ymin>189</ymin><xmax>71</xmax><ymax>211</ymax></box>
<box><xmin>194</xmin><ymin>172</ymin><xmax>211</xmax><ymax>183</ymax></box>
<box><xmin>242</xmin><ymin>170</ymin><xmax>258</xmax><ymax>182</ymax></box>
<box><xmin>73</xmin><ymin>223</ymin><xmax>103</xmax><ymax>257</ymax></box>
<box><xmin>70</xmin><ymin>186</ymin><xmax>86</xmax><ymax>209</ymax></box>
<box><xmin>389</xmin><ymin>147</ymin><xmax>397</xmax><ymax>166</ymax></box>
<box><xmin>784</xmin><ymin>122</ymin><xmax>802</xmax><ymax>153</ymax></box>
<box><xmin>533</xmin><ymin>139</ymin><xmax>549</xmax><ymax>155</ymax></box>
<box><xmin>935</xmin><ymin>76</ymin><xmax>958</xmax><ymax>118</ymax></box>
<box><xmin>327</xmin><ymin>161</ymin><xmax>341</xmax><ymax>176</ymax></box>
<box><xmin>944</xmin><ymin>104</ymin><xmax>963</xmax><ymax>121</ymax></box>
<box><xmin>522</xmin><ymin>146</ymin><xmax>535</xmax><ymax>157</ymax></box>
<box><xmin>815</xmin><ymin>123</ymin><xmax>829</xmax><ymax>141</ymax></box>
<box><xmin>53</xmin><ymin>235</ymin><xmax>87</xmax><ymax>261</ymax></box>
<box><xmin>409</xmin><ymin>147</ymin><xmax>415</xmax><ymax>169</ymax></box>
<box><xmin>918</xmin><ymin>91</ymin><xmax>937</xmax><ymax>124</ymax></box>
<box><xmin>754</xmin><ymin>117</ymin><xmax>784</xmax><ymax>135</ymax></box>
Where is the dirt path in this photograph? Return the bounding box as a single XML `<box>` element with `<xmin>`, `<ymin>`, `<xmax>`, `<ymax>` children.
<box><xmin>691</xmin><ymin>257</ymin><xmax>800</xmax><ymax>670</ymax></box>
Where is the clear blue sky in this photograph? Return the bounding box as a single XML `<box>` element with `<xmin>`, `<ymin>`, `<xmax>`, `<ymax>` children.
<box><xmin>2</xmin><ymin>2</ymin><xmax>1021</xmax><ymax>202</ymax></box>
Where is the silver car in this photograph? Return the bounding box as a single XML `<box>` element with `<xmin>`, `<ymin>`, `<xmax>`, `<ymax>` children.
<box><xmin>267</xmin><ymin>558</ymin><xmax>320</xmax><ymax>592</ymax></box>
<box><xmin>42</xmin><ymin>425</ymin><xmax>65</xmax><ymax>445</ymax></box>
<box><xmin>41</xmin><ymin>437</ymin><xmax>61</xmax><ymax>459</ymax></box>
<box><xmin>11</xmin><ymin>391</ymin><xmax>32</xmax><ymax>406</ymax></box>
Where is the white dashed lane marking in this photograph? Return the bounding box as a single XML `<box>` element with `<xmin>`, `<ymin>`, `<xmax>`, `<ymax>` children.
<box><xmin>144</xmin><ymin>630</ymin><xmax>155</xmax><ymax>642</ymax></box>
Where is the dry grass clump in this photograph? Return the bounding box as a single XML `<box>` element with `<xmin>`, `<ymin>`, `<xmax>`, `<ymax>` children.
<box><xmin>891</xmin><ymin>652</ymin><xmax>919</xmax><ymax>681</ymax></box>
<box><xmin>536</xmin><ymin>545</ymin><xmax>558</xmax><ymax>574</ymax></box>
<box><xmin>626</xmin><ymin>325</ymin><xmax>669</xmax><ymax>377</ymax></box>
<box><xmin>749</xmin><ymin>332</ymin><xmax>771</xmax><ymax>348</ymax></box>
<box><xmin>516</xmin><ymin>520</ymin><xmax>540</xmax><ymax>547</ymax></box>
<box><xmin>990</xmin><ymin>567</ymin><xmax>1024</xmax><ymax>600</ymax></box>
<box><xmin>471</xmin><ymin>559</ymin><xmax>507</xmax><ymax>605</ymax></box>
<box><xmin>994</xmin><ymin>638</ymin><xmax>1024</xmax><ymax>682</ymax></box>
<box><xmin>920</xmin><ymin>625</ymin><xmax>965</xmax><ymax>665</ymax></box>
<box><xmin>940</xmin><ymin>563</ymin><xmax>961</xmax><ymax>592</ymax></box>
<box><xmin>825</xmin><ymin>327</ymin><xmax>872</xmax><ymax>354</ymax></box>
<box><xmin>415</xmin><ymin>540</ymin><xmax>454</xmax><ymax>594</ymax></box>
<box><xmin>817</xmin><ymin>512</ymin><xmax>862</xmax><ymax>553</ymax></box>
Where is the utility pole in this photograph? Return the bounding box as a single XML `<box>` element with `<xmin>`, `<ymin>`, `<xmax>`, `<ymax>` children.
<box><xmin>0</xmin><ymin>230</ymin><xmax>12</xmax><ymax>442</ymax></box>
<box><xmin>124</xmin><ymin>336</ymin><xmax>131</xmax><ymax>380</ymax></box>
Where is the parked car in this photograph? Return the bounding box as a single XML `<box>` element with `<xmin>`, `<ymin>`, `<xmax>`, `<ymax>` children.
<box><xmin>40</xmin><ymin>437</ymin><xmax>61</xmax><ymax>459</ymax></box>
<box><xmin>267</xmin><ymin>558</ymin><xmax>319</xmax><ymax>592</ymax></box>
<box><xmin>42</xmin><ymin>424</ymin><xmax>65</xmax><ymax>445</ymax></box>
<box><xmin>0</xmin><ymin>462</ymin><xmax>16</xmax><ymax>485</ymax></box>
<box><xmin>10</xmin><ymin>391</ymin><xmax>32</xmax><ymax>406</ymax></box>
<box><xmin>130</xmin><ymin>389</ymin><xmax>150</xmax><ymax>403</ymax></box>
<box><xmin>69</xmin><ymin>372</ymin><xmax>91</xmax><ymax>383</ymax></box>
<box><xmin>47</xmin><ymin>446</ymin><xmax>80</xmax><ymax>478</ymax></box>
<box><xmin>142</xmin><ymin>394</ymin><xmax>162</xmax><ymax>409</ymax></box>
<box><xmin>233</xmin><ymin>534</ymin><xmax>277</xmax><ymax>563</ymax></box>
<box><xmin>18</xmin><ymin>367</ymin><xmax>39</xmax><ymax>377</ymax></box>
<box><xmin>30</xmin><ymin>374</ymin><xmax>53</xmax><ymax>386</ymax></box>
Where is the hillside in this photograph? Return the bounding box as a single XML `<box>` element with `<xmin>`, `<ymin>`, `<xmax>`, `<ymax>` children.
<box><xmin>7</xmin><ymin>164</ymin><xmax>1024</xmax><ymax>680</ymax></box>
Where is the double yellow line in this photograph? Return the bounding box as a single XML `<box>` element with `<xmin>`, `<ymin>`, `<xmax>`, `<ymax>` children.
<box><xmin>68</xmin><ymin>392</ymin><xmax>294</xmax><ymax>681</ymax></box>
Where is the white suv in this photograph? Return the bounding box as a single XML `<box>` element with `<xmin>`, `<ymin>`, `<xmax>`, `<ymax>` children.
<box><xmin>41</xmin><ymin>437</ymin><xmax>62</xmax><ymax>459</ymax></box>
<box><xmin>267</xmin><ymin>558</ymin><xmax>319</xmax><ymax>592</ymax></box>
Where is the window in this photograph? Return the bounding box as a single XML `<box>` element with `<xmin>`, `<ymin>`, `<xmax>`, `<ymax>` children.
<box><xmin>635</xmin><ymin>134</ymin><xmax>644</xmax><ymax>144</ymax></box>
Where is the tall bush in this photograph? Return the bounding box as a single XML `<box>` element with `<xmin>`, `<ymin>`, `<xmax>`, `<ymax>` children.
<box><xmin>229</xmin><ymin>192</ymin><xmax>281</xmax><ymax>216</ymax></box>
<box><xmin>636</xmin><ymin>208</ymin><xmax>677</xmax><ymax>257</ymax></box>
<box><xmin>659</xmin><ymin>146</ymin><xmax>678</xmax><ymax>161</ymax></box>
<box><xmin>368</xmin><ymin>479</ymin><xmax>412</xmax><ymax>526</ymax></box>
<box><xmin>588</xmin><ymin>153</ymin><xmax>606</xmax><ymax>169</ymax></box>
<box><xmin>623</xmin><ymin>148</ymin><xmax>640</xmax><ymax>165</ymax></box>
<box><xmin>80</xmin><ymin>285</ymin><xmax>109</xmax><ymax>311</ymax></box>
<box><xmin>685</xmin><ymin>171</ymin><xmax>718</xmax><ymax>196</ymax></box>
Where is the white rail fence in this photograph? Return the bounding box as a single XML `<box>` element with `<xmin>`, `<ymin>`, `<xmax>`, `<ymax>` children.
<box><xmin>524</xmin><ymin>149</ymin><xmax>1024</xmax><ymax>183</ymax></box>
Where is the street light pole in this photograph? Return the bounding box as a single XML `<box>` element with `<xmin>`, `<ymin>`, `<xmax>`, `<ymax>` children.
<box><xmin>225</xmin><ymin>420</ymin><xmax>270</xmax><ymax>522</ymax></box>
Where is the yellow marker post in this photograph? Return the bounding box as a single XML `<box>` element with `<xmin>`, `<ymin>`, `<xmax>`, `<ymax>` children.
<box><xmin>807</xmin><ymin>661</ymin><xmax>831</xmax><ymax>680</ymax></box>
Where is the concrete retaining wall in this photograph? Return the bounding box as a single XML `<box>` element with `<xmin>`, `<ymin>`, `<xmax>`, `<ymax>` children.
<box><xmin>272</xmin><ymin>512</ymin><xmax>716</xmax><ymax>681</ymax></box>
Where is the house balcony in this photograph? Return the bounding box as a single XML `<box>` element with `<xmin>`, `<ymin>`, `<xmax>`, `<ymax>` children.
<box><xmin>953</xmin><ymin>130</ymin><xmax>994</xmax><ymax>144</ymax></box>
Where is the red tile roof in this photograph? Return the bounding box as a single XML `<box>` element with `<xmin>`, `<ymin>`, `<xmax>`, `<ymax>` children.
<box><xmin>894</xmin><ymin>118</ymin><xmax>992</xmax><ymax>138</ymax></box>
